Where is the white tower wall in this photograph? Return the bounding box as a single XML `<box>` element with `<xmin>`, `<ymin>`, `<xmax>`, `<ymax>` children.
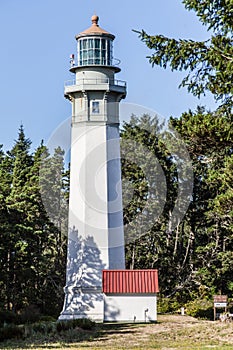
<box><xmin>67</xmin><ymin>122</ymin><xmax>125</xmax><ymax>269</ymax></box>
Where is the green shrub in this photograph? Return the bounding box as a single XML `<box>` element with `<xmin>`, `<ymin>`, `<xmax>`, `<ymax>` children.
<box><xmin>39</xmin><ymin>315</ymin><xmax>56</xmax><ymax>322</ymax></box>
<box><xmin>157</xmin><ymin>297</ymin><xmax>181</xmax><ymax>314</ymax></box>
<box><xmin>56</xmin><ymin>320</ymin><xmax>72</xmax><ymax>332</ymax></box>
<box><xmin>32</xmin><ymin>321</ymin><xmax>56</xmax><ymax>334</ymax></box>
<box><xmin>20</xmin><ymin>304</ymin><xmax>41</xmax><ymax>324</ymax></box>
<box><xmin>72</xmin><ymin>318</ymin><xmax>95</xmax><ymax>330</ymax></box>
<box><xmin>56</xmin><ymin>318</ymin><xmax>95</xmax><ymax>333</ymax></box>
<box><xmin>185</xmin><ymin>299</ymin><xmax>213</xmax><ymax>320</ymax></box>
<box><xmin>0</xmin><ymin>324</ymin><xmax>24</xmax><ymax>342</ymax></box>
<box><xmin>0</xmin><ymin>310</ymin><xmax>20</xmax><ymax>326</ymax></box>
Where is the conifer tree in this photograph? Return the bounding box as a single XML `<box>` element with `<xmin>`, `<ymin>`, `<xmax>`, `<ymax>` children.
<box><xmin>3</xmin><ymin>126</ymin><xmax>33</xmax><ymax>310</ymax></box>
<box><xmin>133</xmin><ymin>0</ymin><xmax>233</xmax><ymax>299</ymax></box>
<box><xmin>38</xmin><ymin>146</ymin><xmax>68</xmax><ymax>315</ymax></box>
<box><xmin>136</xmin><ymin>0</ymin><xmax>233</xmax><ymax>111</ymax></box>
<box><xmin>0</xmin><ymin>146</ymin><xmax>12</xmax><ymax>309</ymax></box>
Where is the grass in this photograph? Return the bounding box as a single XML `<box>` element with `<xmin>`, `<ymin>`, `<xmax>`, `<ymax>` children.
<box><xmin>1</xmin><ymin>315</ymin><xmax>233</xmax><ymax>349</ymax></box>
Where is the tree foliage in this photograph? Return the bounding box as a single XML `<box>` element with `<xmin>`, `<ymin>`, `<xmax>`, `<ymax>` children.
<box><xmin>130</xmin><ymin>0</ymin><xmax>233</xmax><ymax>300</ymax></box>
<box><xmin>183</xmin><ymin>0</ymin><xmax>233</xmax><ymax>34</ymax></box>
<box><xmin>135</xmin><ymin>0</ymin><xmax>233</xmax><ymax>110</ymax></box>
<box><xmin>121</xmin><ymin>109</ymin><xmax>232</xmax><ymax>300</ymax></box>
<box><xmin>0</xmin><ymin>127</ymin><xmax>68</xmax><ymax>316</ymax></box>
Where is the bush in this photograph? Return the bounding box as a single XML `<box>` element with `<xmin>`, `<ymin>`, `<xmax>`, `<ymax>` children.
<box><xmin>32</xmin><ymin>321</ymin><xmax>56</xmax><ymax>334</ymax></box>
<box><xmin>56</xmin><ymin>320</ymin><xmax>72</xmax><ymax>332</ymax></box>
<box><xmin>0</xmin><ymin>310</ymin><xmax>20</xmax><ymax>326</ymax></box>
<box><xmin>157</xmin><ymin>297</ymin><xmax>181</xmax><ymax>314</ymax></box>
<box><xmin>72</xmin><ymin>318</ymin><xmax>95</xmax><ymax>330</ymax></box>
<box><xmin>0</xmin><ymin>324</ymin><xmax>24</xmax><ymax>342</ymax></box>
<box><xmin>39</xmin><ymin>315</ymin><xmax>56</xmax><ymax>322</ymax></box>
<box><xmin>185</xmin><ymin>299</ymin><xmax>213</xmax><ymax>320</ymax></box>
<box><xmin>20</xmin><ymin>305</ymin><xmax>41</xmax><ymax>324</ymax></box>
<box><xmin>56</xmin><ymin>318</ymin><xmax>95</xmax><ymax>333</ymax></box>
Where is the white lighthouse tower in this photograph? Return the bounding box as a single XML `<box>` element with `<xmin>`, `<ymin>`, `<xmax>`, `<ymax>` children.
<box><xmin>59</xmin><ymin>15</ymin><xmax>126</xmax><ymax>321</ymax></box>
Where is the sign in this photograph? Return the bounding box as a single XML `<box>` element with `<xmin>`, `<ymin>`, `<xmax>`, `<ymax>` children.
<box><xmin>214</xmin><ymin>302</ymin><xmax>227</xmax><ymax>308</ymax></box>
<box><xmin>213</xmin><ymin>295</ymin><xmax>227</xmax><ymax>303</ymax></box>
<box><xmin>213</xmin><ymin>295</ymin><xmax>228</xmax><ymax>321</ymax></box>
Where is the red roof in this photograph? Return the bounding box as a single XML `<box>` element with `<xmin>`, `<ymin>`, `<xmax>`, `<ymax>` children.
<box><xmin>102</xmin><ymin>269</ymin><xmax>159</xmax><ymax>294</ymax></box>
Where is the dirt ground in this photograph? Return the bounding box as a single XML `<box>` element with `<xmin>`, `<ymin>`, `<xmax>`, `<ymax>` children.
<box><xmin>1</xmin><ymin>314</ymin><xmax>233</xmax><ymax>350</ymax></box>
<box><xmin>87</xmin><ymin>314</ymin><xmax>233</xmax><ymax>349</ymax></box>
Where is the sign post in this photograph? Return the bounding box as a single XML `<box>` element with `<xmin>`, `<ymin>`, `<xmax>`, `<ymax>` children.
<box><xmin>213</xmin><ymin>295</ymin><xmax>228</xmax><ymax>321</ymax></box>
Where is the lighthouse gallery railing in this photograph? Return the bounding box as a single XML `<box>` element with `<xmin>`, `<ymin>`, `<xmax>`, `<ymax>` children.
<box><xmin>64</xmin><ymin>78</ymin><xmax>126</xmax><ymax>88</ymax></box>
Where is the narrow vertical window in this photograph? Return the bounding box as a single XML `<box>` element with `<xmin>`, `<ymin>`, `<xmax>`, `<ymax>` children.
<box><xmin>92</xmin><ymin>101</ymin><xmax>99</xmax><ymax>114</ymax></box>
<box><xmin>101</xmin><ymin>39</ymin><xmax>106</xmax><ymax>65</ymax></box>
<box><xmin>107</xmin><ymin>40</ymin><xmax>113</xmax><ymax>65</ymax></box>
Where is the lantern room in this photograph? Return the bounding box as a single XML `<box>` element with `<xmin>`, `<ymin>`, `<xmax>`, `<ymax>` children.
<box><xmin>74</xmin><ymin>15</ymin><xmax>119</xmax><ymax>69</ymax></box>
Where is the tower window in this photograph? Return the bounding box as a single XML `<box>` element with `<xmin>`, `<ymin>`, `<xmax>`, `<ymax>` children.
<box><xmin>92</xmin><ymin>101</ymin><xmax>99</xmax><ymax>114</ymax></box>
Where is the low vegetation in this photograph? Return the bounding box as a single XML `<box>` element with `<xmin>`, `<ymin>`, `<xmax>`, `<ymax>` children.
<box><xmin>0</xmin><ymin>318</ymin><xmax>95</xmax><ymax>343</ymax></box>
<box><xmin>0</xmin><ymin>315</ymin><xmax>233</xmax><ymax>349</ymax></box>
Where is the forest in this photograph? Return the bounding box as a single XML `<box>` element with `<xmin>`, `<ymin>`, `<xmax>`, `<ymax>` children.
<box><xmin>0</xmin><ymin>0</ymin><xmax>232</xmax><ymax>318</ymax></box>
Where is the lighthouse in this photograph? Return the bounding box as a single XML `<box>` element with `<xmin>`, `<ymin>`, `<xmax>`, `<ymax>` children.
<box><xmin>59</xmin><ymin>15</ymin><xmax>126</xmax><ymax>321</ymax></box>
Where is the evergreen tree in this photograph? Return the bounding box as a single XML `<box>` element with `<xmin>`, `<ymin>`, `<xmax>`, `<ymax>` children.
<box><xmin>38</xmin><ymin>146</ymin><xmax>68</xmax><ymax>315</ymax></box>
<box><xmin>171</xmin><ymin>107</ymin><xmax>232</xmax><ymax>298</ymax></box>
<box><xmin>121</xmin><ymin>114</ymin><xmax>192</xmax><ymax>296</ymax></box>
<box><xmin>0</xmin><ymin>126</ymin><xmax>67</xmax><ymax>316</ymax></box>
<box><xmin>132</xmin><ymin>1</ymin><xmax>233</xmax><ymax>300</ymax></box>
<box><xmin>135</xmin><ymin>0</ymin><xmax>233</xmax><ymax>111</ymax></box>
<box><xmin>4</xmin><ymin>126</ymin><xmax>33</xmax><ymax>311</ymax></box>
<box><xmin>0</xmin><ymin>146</ymin><xmax>12</xmax><ymax>309</ymax></box>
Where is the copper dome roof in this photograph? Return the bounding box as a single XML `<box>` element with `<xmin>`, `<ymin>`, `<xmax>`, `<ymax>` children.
<box><xmin>76</xmin><ymin>15</ymin><xmax>115</xmax><ymax>39</ymax></box>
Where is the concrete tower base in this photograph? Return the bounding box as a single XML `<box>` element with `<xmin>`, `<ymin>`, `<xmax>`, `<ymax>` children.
<box><xmin>59</xmin><ymin>287</ymin><xmax>104</xmax><ymax>321</ymax></box>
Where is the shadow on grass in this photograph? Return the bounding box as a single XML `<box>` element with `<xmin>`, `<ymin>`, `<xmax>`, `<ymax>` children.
<box><xmin>0</xmin><ymin>322</ymin><xmax>150</xmax><ymax>349</ymax></box>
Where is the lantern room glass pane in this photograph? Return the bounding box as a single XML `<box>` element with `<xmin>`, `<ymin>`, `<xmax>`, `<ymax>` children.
<box><xmin>107</xmin><ymin>40</ymin><xmax>113</xmax><ymax>65</ymax></box>
<box><xmin>83</xmin><ymin>51</ymin><xmax>88</xmax><ymax>60</ymax></box>
<box><xmin>94</xmin><ymin>49</ymin><xmax>100</xmax><ymax>58</ymax></box>
<box><xmin>82</xmin><ymin>39</ymin><xmax>87</xmax><ymax>49</ymax></box>
<box><xmin>95</xmin><ymin>39</ymin><xmax>100</xmax><ymax>48</ymax></box>
<box><xmin>88</xmin><ymin>39</ymin><xmax>94</xmax><ymax>48</ymax></box>
<box><xmin>88</xmin><ymin>49</ymin><xmax>94</xmax><ymax>58</ymax></box>
<box><xmin>102</xmin><ymin>39</ymin><xmax>106</xmax><ymax>49</ymax></box>
<box><xmin>78</xmin><ymin>37</ymin><xmax>113</xmax><ymax>66</ymax></box>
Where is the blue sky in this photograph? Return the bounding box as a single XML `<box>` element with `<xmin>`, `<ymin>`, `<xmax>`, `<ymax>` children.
<box><xmin>0</xmin><ymin>0</ymin><xmax>216</xmax><ymax>152</ymax></box>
